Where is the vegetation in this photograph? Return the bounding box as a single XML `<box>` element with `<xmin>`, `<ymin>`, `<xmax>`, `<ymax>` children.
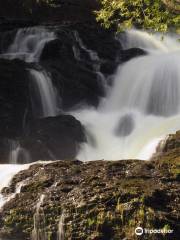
<box><xmin>95</xmin><ymin>0</ymin><xmax>180</xmax><ymax>32</ymax></box>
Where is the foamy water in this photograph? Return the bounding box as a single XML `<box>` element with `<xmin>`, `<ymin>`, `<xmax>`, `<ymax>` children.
<box><xmin>71</xmin><ymin>30</ymin><xmax>180</xmax><ymax>161</ymax></box>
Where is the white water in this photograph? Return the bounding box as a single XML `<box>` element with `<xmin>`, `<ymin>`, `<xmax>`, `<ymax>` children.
<box><xmin>72</xmin><ymin>30</ymin><xmax>180</xmax><ymax>161</ymax></box>
<box><xmin>0</xmin><ymin>164</ymin><xmax>31</xmax><ymax>209</ymax></box>
<box><xmin>57</xmin><ymin>211</ymin><xmax>65</xmax><ymax>240</ymax></box>
<box><xmin>0</xmin><ymin>27</ymin><xmax>60</xmax><ymax>118</ymax></box>
<box><xmin>0</xmin><ymin>27</ymin><xmax>56</xmax><ymax>62</ymax></box>
<box><xmin>105</xmin><ymin>52</ymin><xmax>180</xmax><ymax>116</ymax></box>
<box><xmin>120</xmin><ymin>29</ymin><xmax>180</xmax><ymax>52</ymax></box>
<box><xmin>0</xmin><ymin>26</ymin><xmax>60</xmax><ymax>211</ymax></box>
<box><xmin>30</xmin><ymin>69</ymin><xmax>60</xmax><ymax>117</ymax></box>
<box><xmin>8</xmin><ymin>140</ymin><xmax>31</xmax><ymax>164</ymax></box>
<box><xmin>32</xmin><ymin>194</ymin><xmax>47</xmax><ymax>240</ymax></box>
<box><xmin>0</xmin><ymin>161</ymin><xmax>53</xmax><ymax>211</ymax></box>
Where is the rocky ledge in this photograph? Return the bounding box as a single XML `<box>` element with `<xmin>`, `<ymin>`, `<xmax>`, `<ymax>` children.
<box><xmin>0</xmin><ymin>131</ymin><xmax>179</xmax><ymax>240</ymax></box>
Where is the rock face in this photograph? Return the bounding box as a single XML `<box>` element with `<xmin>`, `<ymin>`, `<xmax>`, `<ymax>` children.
<box><xmin>0</xmin><ymin>59</ymin><xmax>31</xmax><ymax>138</ymax></box>
<box><xmin>154</xmin><ymin>130</ymin><xmax>180</xmax><ymax>156</ymax></box>
<box><xmin>0</xmin><ymin>132</ymin><xmax>179</xmax><ymax>240</ymax></box>
<box><xmin>40</xmin><ymin>23</ymin><xmax>121</xmax><ymax>109</ymax></box>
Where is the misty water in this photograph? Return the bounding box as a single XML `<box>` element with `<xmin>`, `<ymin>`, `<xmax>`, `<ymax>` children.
<box><xmin>72</xmin><ymin>30</ymin><xmax>180</xmax><ymax>160</ymax></box>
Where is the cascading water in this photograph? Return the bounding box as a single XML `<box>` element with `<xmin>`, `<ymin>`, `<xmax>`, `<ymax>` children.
<box><xmin>32</xmin><ymin>194</ymin><xmax>47</xmax><ymax>240</ymax></box>
<box><xmin>0</xmin><ymin>26</ymin><xmax>60</xmax><ymax>118</ymax></box>
<box><xmin>8</xmin><ymin>140</ymin><xmax>31</xmax><ymax>164</ymax></box>
<box><xmin>72</xmin><ymin>30</ymin><xmax>180</xmax><ymax>161</ymax></box>
<box><xmin>0</xmin><ymin>164</ymin><xmax>31</xmax><ymax>209</ymax></box>
<box><xmin>0</xmin><ymin>27</ymin><xmax>56</xmax><ymax>62</ymax></box>
<box><xmin>30</xmin><ymin>69</ymin><xmax>60</xmax><ymax>117</ymax></box>
<box><xmin>0</xmin><ymin>27</ymin><xmax>60</xmax><ymax>213</ymax></box>
<box><xmin>105</xmin><ymin>52</ymin><xmax>180</xmax><ymax>116</ymax></box>
<box><xmin>57</xmin><ymin>211</ymin><xmax>65</xmax><ymax>240</ymax></box>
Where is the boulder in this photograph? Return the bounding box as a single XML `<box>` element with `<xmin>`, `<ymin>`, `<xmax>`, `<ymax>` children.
<box><xmin>120</xmin><ymin>47</ymin><xmax>147</xmax><ymax>62</ymax></box>
<box><xmin>21</xmin><ymin>115</ymin><xmax>86</xmax><ymax>161</ymax></box>
<box><xmin>40</xmin><ymin>23</ymin><xmax>123</xmax><ymax>109</ymax></box>
<box><xmin>115</xmin><ymin>114</ymin><xmax>134</xmax><ymax>137</ymax></box>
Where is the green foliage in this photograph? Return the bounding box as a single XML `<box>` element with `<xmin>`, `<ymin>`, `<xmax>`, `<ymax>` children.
<box><xmin>95</xmin><ymin>0</ymin><xmax>180</xmax><ymax>32</ymax></box>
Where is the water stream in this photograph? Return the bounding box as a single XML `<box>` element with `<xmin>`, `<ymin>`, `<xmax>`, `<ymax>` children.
<box><xmin>0</xmin><ymin>27</ymin><xmax>56</xmax><ymax>62</ymax></box>
<box><xmin>57</xmin><ymin>211</ymin><xmax>65</xmax><ymax>240</ymax></box>
<box><xmin>31</xmin><ymin>194</ymin><xmax>47</xmax><ymax>240</ymax></box>
<box><xmin>0</xmin><ymin>26</ymin><xmax>60</xmax><ymax>118</ymax></box>
<box><xmin>29</xmin><ymin>69</ymin><xmax>60</xmax><ymax>117</ymax></box>
<box><xmin>8</xmin><ymin>140</ymin><xmax>31</xmax><ymax>164</ymax></box>
<box><xmin>72</xmin><ymin>30</ymin><xmax>180</xmax><ymax>161</ymax></box>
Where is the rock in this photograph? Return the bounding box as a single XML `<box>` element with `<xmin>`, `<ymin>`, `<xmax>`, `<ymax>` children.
<box><xmin>0</xmin><ymin>146</ymin><xmax>179</xmax><ymax>239</ymax></box>
<box><xmin>0</xmin><ymin>22</ymin><xmax>123</xmax><ymax>163</ymax></box>
<box><xmin>0</xmin><ymin>17</ymin><xmax>37</xmax><ymax>32</ymax></box>
<box><xmin>155</xmin><ymin>130</ymin><xmax>180</xmax><ymax>154</ymax></box>
<box><xmin>0</xmin><ymin>0</ymin><xmax>100</xmax><ymax>24</ymax></box>
<box><xmin>40</xmin><ymin>23</ymin><xmax>121</xmax><ymax>109</ymax></box>
<box><xmin>115</xmin><ymin>114</ymin><xmax>134</xmax><ymax>137</ymax></box>
<box><xmin>40</xmin><ymin>39</ymin><xmax>63</xmax><ymax>60</ymax></box>
<box><xmin>0</xmin><ymin>59</ymin><xmax>31</xmax><ymax>138</ymax></box>
<box><xmin>20</xmin><ymin>115</ymin><xmax>86</xmax><ymax>161</ymax></box>
<box><xmin>151</xmin><ymin>131</ymin><xmax>180</xmax><ymax>181</ymax></box>
<box><xmin>0</xmin><ymin>59</ymin><xmax>33</xmax><ymax>163</ymax></box>
<box><xmin>120</xmin><ymin>47</ymin><xmax>147</xmax><ymax>62</ymax></box>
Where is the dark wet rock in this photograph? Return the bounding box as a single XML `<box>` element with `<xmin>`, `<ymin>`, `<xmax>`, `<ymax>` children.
<box><xmin>40</xmin><ymin>39</ymin><xmax>63</xmax><ymax>60</ymax></box>
<box><xmin>0</xmin><ymin>58</ymin><xmax>32</xmax><ymax>163</ymax></box>
<box><xmin>0</xmin><ymin>134</ymin><xmax>179</xmax><ymax>240</ymax></box>
<box><xmin>0</xmin><ymin>22</ymin><xmax>122</xmax><ymax>163</ymax></box>
<box><xmin>0</xmin><ymin>17</ymin><xmax>37</xmax><ymax>32</ymax></box>
<box><xmin>0</xmin><ymin>59</ymin><xmax>31</xmax><ymax>138</ymax></box>
<box><xmin>42</xmin><ymin>57</ymin><xmax>104</xmax><ymax>109</ymax></box>
<box><xmin>120</xmin><ymin>47</ymin><xmax>147</xmax><ymax>62</ymax></box>
<box><xmin>20</xmin><ymin>115</ymin><xmax>86</xmax><ymax>161</ymax></box>
<box><xmin>115</xmin><ymin>114</ymin><xmax>134</xmax><ymax>137</ymax></box>
<box><xmin>39</xmin><ymin>23</ymin><xmax>122</xmax><ymax>109</ymax></box>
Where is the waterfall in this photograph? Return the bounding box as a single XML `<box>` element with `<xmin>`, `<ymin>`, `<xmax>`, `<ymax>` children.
<box><xmin>30</xmin><ymin>69</ymin><xmax>60</xmax><ymax>117</ymax></box>
<box><xmin>72</xmin><ymin>30</ymin><xmax>180</xmax><ymax>161</ymax></box>
<box><xmin>57</xmin><ymin>211</ymin><xmax>65</xmax><ymax>240</ymax></box>
<box><xmin>105</xmin><ymin>52</ymin><xmax>180</xmax><ymax>116</ymax></box>
<box><xmin>0</xmin><ymin>164</ymin><xmax>31</xmax><ymax>209</ymax></box>
<box><xmin>31</xmin><ymin>194</ymin><xmax>47</xmax><ymax>240</ymax></box>
<box><xmin>0</xmin><ymin>26</ymin><xmax>60</xmax><ymax>118</ymax></box>
<box><xmin>0</xmin><ymin>27</ymin><xmax>56</xmax><ymax>62</ymax></box>
<box><xmin>8</xmin><ymin>140</ymin><xmax>31</xmax><ymax>164</ymax></box>
<box><xmin>0</xmin><ymin>161</ymin><xmax>53</xmax><ymax>210</ymax></box>
<box><xmin>119</xmin><ymin>29</ymin><xmax>180</xmax><ymax>52</ymax></box>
